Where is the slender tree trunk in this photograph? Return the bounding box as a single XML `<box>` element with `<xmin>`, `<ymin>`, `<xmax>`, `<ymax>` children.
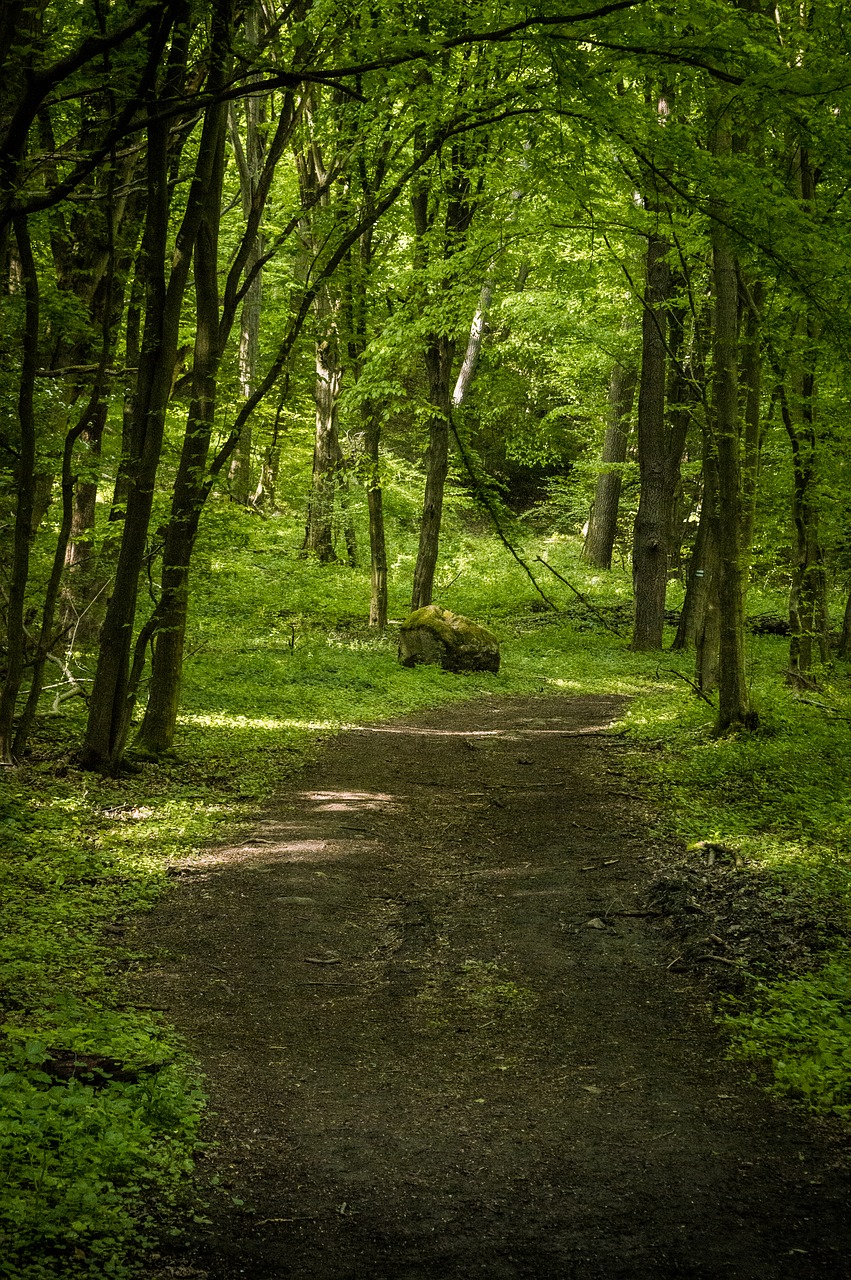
<box><xmin>740</xmin><ymin>276</ymin><xmax>764</xmax><ymax>561</ymax></box>
<box><xmin>663</xmin><ymin>295</ymin><xmax>693</xmax><ymax>577</ymax></box>
<box><xmin>303</xmin><ymin>282</ymin><xmax>344</xmax><ymax>560</ymax></box>
<box><xmin>584</xmin><ymin>359</ymin><xmax>637</xmax><ymax>569</ymax></box>
<box><xmin>0</xmin><ymin>217</ymin><xmax>38</xmax><ymax>762</ymax></box>
<box><xmin>452</xmin><ymin>281</ymin><xmax>491</xmax><ymax>408</ymax></box>
<box><xmin>227</xmin><ymin>19</ymin><xmax>264</xmax><ymax>505</ymax></box>
<box><xmin>673</xmin><ymin>484</ymin><xmax>711</xmax><ymax>652</ymax></box>
<box><xmin>356</xmin><ymin>401</ymin><xmax>387</xmax><ymax>627</ymax></box>
<box><xmin>631</xmin><ymin>230</ymin><xmax>670</xmax><ymax>649</ymax></box>
<box><xmin>13</xmin><ymin>405</ymin><xmax>96</xmax><ymax>754</ymax></box>
<box><xmin>81</xmin><ymin>10</ymin><xmax>225</xmax><ymax>771</ymax></box>
<box><xmin>709</xmin><ymin>147</ymin><xmax>754</xmax><ymax>731</ymax></box>
<box><xmin>693</xmin><ymin>467</ymin><xmax>721</xmax><ymax>690</ymax></box>
<box><xmin>411</xmin><ymin>334</ymin><xmax>454</xmax><ymax>610</ymax></box>
<box><xmin>839</xmin><ymin>589</ymin><xmax>851</xmax><ymax>659</ymax></box>
<box><xmin>60</xmin><ymin>409</ymin><xmax>105</xmax><ymax>641</ymax></box>
<box><xmin>135</xmin><ymin>105</ymin><xmax>228</xmax><ymax>756</ymax></box>
<box><xmin>779</xmin><ymin>368</ymin><xmax>829</xmax><ymax>681</ymax></box>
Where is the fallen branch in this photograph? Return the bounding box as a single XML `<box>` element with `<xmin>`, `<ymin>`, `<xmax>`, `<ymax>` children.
<box><xmin>533</xmin><ymin>558</ymin><xmax>626</xmax><ymax>636</ymax></box>
<box><xmin>793</xmin><ymin>695</ymin><xmax>851</xmax><ymax>724</ymax></box>
<box><xmin>659</xmin><ymin>666</ymin><xmax>715</xmax><ymax>708</ymax></box>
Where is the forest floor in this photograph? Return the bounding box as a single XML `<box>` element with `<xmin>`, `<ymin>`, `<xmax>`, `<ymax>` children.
<box><xmin>133</xmin><ymin>694</ymin><xmax>850</xmax><ymax>1280</ymax></box>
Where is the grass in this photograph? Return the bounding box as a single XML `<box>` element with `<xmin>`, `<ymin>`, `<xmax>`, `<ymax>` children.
<box><xmin>2</xmin><ymin>509</ymin><xmax>850</xmax><ymax>1275</ymax></box>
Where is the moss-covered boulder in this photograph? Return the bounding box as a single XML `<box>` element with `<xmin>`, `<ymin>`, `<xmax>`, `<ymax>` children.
<box><xmin>398</xmin><ymin>605</ymin><xmax>500</xmax><ymax>673</ymax></box>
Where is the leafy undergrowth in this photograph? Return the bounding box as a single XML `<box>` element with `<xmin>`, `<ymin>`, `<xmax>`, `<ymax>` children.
<box><xmin>620</xmin><ymin>658</ymin><xmax>851</xmax><ymax>1119</ymax></box>
<box><xmin>3</xmin><ymin>520</ymin><xmax>851</xmax><ymax>1275</ymax></box>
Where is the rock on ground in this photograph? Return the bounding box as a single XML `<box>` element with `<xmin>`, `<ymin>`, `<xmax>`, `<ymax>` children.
<box><xmin>398</xmin><ymin>604</ymin><xmax>500</xmax><ymax>672</ymax></box>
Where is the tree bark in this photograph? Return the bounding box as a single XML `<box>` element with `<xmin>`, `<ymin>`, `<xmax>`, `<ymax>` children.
<box><xmin>81</xmin><ymin>7</ymin><xmax>224</xmax><ymax>771</ymax></box>
<box><xmin>673</xmin><ymin>484</ymin><xmax>709</xmax><ymax>652</ymax></box>
<box><xmin>0</xmin><ymin>217</ymin><xmax>38</xmax><ymax>762</ymax></box>
<box><xmin>779</xmin><ymin>369</ymin><xmax>829</xmax><ymax>681</ymax></box>
<box><xmin>303</xmin><ymin>282</ymin><xmax>345</xmax><ymax>561</ymax></box>
<box><xmin>839</xmin><ymin>590</ymin><xmax>851</xmax><ymax>659</ymax></box>
<box><xmin>411</xmin><ymin>334</ymin><xmax>454</xmax><ymax>610</ymax></box>
<box><xmin>365</xmin><ymin>412</ymin><xmax>391</xmax><ymax>627</ymax></box>
<box><xmin>226</xmin><ymin>10</ymin><xmax>264</xmax><ymax>505</ymax></box>
<box><xmin>134</xmin><ymin>91</ymin><xmax>228</xmax><ymax>756</ymax></box>
<box><xmin>584</xmin><ymin>358</ymin><xmax>637</xmax><ymax>569</ymax></box>
<box><xmin>708</xmin><ymin>146</ymin><xmax>754</xmax><ymax>732</ymax></box>
<box><xmin>693</xmin><ymin>467</ymin><xmax>721</xmax><ymax>692</ymax></box>
<box><xmin>631</xmin><ymin>230</ymin><xmax>670</xmax><ymax>649</ymax></box>
<box><xmin>739</xmin><ymin>275</ymin><xmax>764</xmax><ymax>561</ymax></box>
<box><xmin>452</xmin><ymin>282</ymin><xmax>491</xmax><ymax>408</ymax></box>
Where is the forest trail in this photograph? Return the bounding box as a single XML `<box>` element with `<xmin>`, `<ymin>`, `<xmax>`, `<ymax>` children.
<box><xmin>135</xmin><ymin>695</ymin><xmax>850</xmax><ymax>1280</ymax></box>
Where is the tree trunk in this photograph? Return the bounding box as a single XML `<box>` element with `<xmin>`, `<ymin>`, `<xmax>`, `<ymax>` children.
<box><xmin>631</xmin><ymin>230</ymin><xmax>670</xmax><ymax>649</ymax></box>
<box><xmin>740</xmin><ymin>276</ymin><xmax>764</xmax><ymax>561</ymax></box>
<box><xmin>839</xmin><ymin>589</ymin><xmax>851</xmax><ymax>659</ymax></box>
<box><xmin>81</xmin><ymin>15</ymin><xmax>225</xmax><ymax>772</ymax></box>
<box><xmin>411</xmin><ymin>334</ymin><xmax>454</xmax><ymax>610</ymax></box>
<box><xmin>227</xmin><ymin>27</ymin><xmax>264</xmax><ymax>505</ymax></box>
<box><xmin>60</xmin><ymin>408</ymin><xmax>105</xmax><ymax>642</ymax></box>
<box><xmin>693</xmin><ymin>469</ymin><xmax>721</xmax><ymax>691</ymax></box>
<box><xmin>303</xmin><ymin>282</ymin><xmax>344</xmax><ymax>561</ymax></box>
<box><xmin>672</xmin><ymin>478</ymin><xmax>710</xmax><ymax>651</ymax></box>
<box><xmin>452</xmin><ymin>282</ymin><xmax>491</xmax><ymax>408</ymax></box>
<box><xmin>663</xmin><ymin>295</ymin><xmax>693</xmax><ymax>577</ymax></box>
<box><xmin>135</xmin><ymin>103</ymin><xmax>228</xmax><ymax>757</ymax></box>
<box><xmin>0</xmin><ymin>217</ymin><xmax>38</xmax><ymax>762</ymax></box>
<box><xmin>779</xmin><ymin>369</ymin><xmax>829</xmax><ymax>681</ymax></box>
<box><xmin>584</xmin><ymin>359</ymin><xmax>637</xmax><ymax>569</ymax></box>
<box><xmin>709</xmin><ymin>151</ymin><xmax>754</xmax><ymax>732</ymax></box>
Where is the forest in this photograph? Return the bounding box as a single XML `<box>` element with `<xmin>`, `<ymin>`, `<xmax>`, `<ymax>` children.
<box><xmin>2</xmin><ymin>0</ymin><xmax>851</xmax><ymax>1274</ymax></box>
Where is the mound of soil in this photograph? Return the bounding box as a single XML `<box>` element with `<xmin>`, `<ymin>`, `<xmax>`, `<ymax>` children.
<box><xmin>132</xmin><ymin>695</ymin><xmax>850</xmax><ymax>1280</ymax></box>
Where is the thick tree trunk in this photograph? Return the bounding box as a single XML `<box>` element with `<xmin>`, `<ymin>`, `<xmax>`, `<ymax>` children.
<box><xmin>631</xmin><ymin>230</ymin><xmax>670</xmax><ymax>649</ymax></box>
<box><xmin>411</xmin><ymin>334</ymin><xmax>454</xmax><ymax>610</ymax></box>
<box><xmin>584</xmin><ymin>359</ymin><xmax>636</xmax><ymax>569</ymax></box>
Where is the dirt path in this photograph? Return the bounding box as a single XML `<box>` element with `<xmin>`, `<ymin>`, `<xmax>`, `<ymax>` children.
<box><xmin>136</xmin><ymin>695</ymin><xmax>850</xmax><ymax>1280</ymax></box>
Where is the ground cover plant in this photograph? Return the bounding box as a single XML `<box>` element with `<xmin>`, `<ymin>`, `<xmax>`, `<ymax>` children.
<box><xmin>2</xmin><ymin>507</ymin><xmax>850</xmax><ymax>1276</ymax></box>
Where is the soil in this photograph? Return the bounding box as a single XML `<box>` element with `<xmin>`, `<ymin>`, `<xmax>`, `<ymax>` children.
<box><xmin>132</xmin><ymin>694</ymin><xmax>851</xmax><ymax>1280</ymax></box>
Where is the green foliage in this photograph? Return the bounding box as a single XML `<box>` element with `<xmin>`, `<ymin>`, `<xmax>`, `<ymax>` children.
<box><xmin>726</xmin><ymin>954</ymin><xmax>851</xmax><ymax>1117</ymax></box>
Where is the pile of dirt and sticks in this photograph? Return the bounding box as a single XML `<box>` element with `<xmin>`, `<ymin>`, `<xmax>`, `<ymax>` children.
<box><xmin>130</xmin><ymin>694</ymin><xmax>850</xmax><ymax>1280</ymax></box>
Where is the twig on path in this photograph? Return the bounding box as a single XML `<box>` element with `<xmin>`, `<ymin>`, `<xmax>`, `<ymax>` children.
<box><xmin>255</xmin><ymin>1216</ymin><xmax>319</xmax><ymax>1225</ymax></box>
<box><xmin>605</xmin><ymin>910</ymin><xmax>661</xmax><ymax>918</ymax></box>
<box><xmin>294</xmin><ymin>981</ymin><xmax>366</xmax><ymax>986</ymax></box>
